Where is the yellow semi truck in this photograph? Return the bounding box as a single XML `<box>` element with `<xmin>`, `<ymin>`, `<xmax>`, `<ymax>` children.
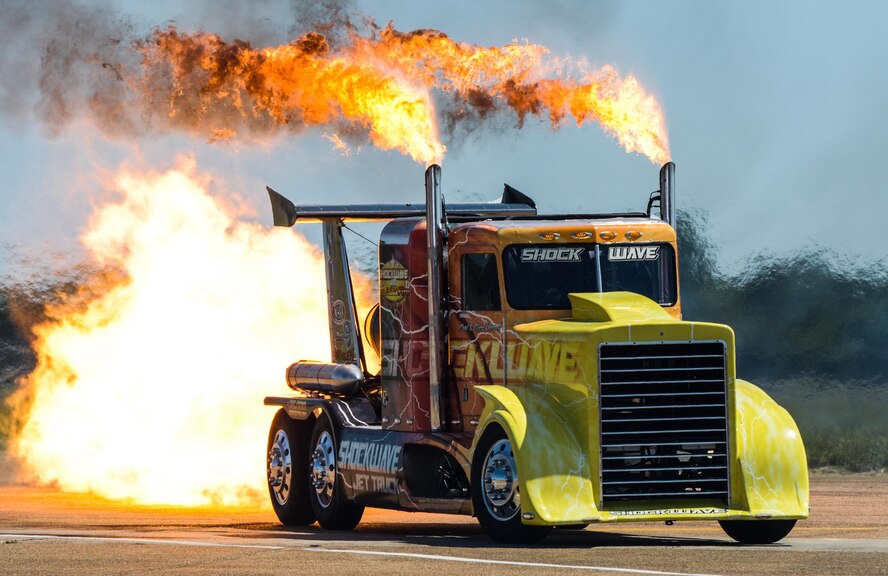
<box><xmin>263</xmin><ymin>163</ymin><xmax>808</xmax><ymax>543</ymax></box>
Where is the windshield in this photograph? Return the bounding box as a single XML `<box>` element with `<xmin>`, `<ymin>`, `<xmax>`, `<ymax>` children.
<box><xmin>502</xmin><ymin>243</ymin><xmax>676</xmax><ymax>310</ymax></box>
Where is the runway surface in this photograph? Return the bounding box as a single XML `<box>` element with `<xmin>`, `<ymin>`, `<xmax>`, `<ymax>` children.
<box><xmin>0</xmin><ymin>473</ymin><xmax>886</xmax><ymax>575</ymax></box>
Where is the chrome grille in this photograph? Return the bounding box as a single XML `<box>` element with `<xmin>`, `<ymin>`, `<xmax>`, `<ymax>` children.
<box><xmin>599</xmin><ymin>341</ymin><xmax>729</xmax><ymax>504</ymax></box>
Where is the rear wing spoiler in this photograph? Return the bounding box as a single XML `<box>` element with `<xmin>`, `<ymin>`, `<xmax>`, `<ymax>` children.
<box><xmin>267</xmin><ymin>184</ymin><xmax>537</xmax><ymax>226</ymax></box>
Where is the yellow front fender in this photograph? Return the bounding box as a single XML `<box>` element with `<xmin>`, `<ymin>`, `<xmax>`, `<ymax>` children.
<box><xmin>474</xmin><ymin>385</ymin><xmax>599</xmax><ymax>524</ymax></box>
<box><xmin>731</xmin><ymin>379</ymin><xmax>809</xmax><ymax>518</ymax></box>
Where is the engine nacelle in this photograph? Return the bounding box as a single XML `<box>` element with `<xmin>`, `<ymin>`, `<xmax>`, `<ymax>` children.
<box><xmin>286</xmin><ymin>360</ymin><xmax>363</xmax><ymax>396</ymax></box>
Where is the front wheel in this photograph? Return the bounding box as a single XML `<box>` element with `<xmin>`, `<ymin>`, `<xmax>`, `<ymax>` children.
<box><xmin>308</xmin><ymin>413</ymin><xmax>364</xmax><ymax>530</ymax></box>
<box><xmin>719</xmin><ymin>519</ymin><xmax>796</xmax><ymax>544</ymax></box>
<box><xmin>471</xmin><ymin>426</ymin><xmax>552</xmax><ymax>544</ymax></box>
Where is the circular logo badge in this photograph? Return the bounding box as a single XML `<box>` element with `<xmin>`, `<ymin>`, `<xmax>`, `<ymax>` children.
<box><xmin>332</xmin><ymin>299</ymin><xmax>346</xmax><ymax>325</ymax></box>
<box><xmin>380</xmin><ymin>258</ymin><xmax>409</xmax><ymax>304</ymax></box>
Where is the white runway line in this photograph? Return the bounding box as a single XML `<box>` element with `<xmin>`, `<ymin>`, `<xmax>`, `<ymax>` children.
<box><xmin>307</xmin><ymin>547</ymin><xmax>724</xmax><ymax>576</ymax></box>
<box><xmin>0</xmin><ymin>533</ymin><xmax>283</xmax><ymax>550</ymax></box>
<box><xmin>0</xmin><ymin>533</ymin><xmax>724</xmax><ymax>575</ymax></box>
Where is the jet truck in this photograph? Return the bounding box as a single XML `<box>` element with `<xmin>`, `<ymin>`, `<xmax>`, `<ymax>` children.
<box><xmin>263</xmin><ymin>163</ymin><xmax>808</xmax><ymax>544</ymax></box>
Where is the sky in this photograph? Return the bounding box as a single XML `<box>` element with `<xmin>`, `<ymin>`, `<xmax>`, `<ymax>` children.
<box><xmin>2</xmin><ymin>0</ymin><xmax>887</xmax><ymax>275</ymax></box>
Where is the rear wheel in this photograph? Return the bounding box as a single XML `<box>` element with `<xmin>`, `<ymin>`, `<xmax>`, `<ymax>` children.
<box><xmin>719</xmin><ymin>519</ymin><xmax>796</xmax><ymax>544</ymax></box>
<box><xmin>472</xmin><ymin>426</ymin><xmax>552</xmax><ymax>544</ymax></box>
<box><xmin>309</xmin><ymin>413</ymin><xmax>364</xmax><ymax>530</ymax></box>
<box><xmin>267</xmin><ymin>409</ymin><xmax>315</xmax><ymax>525</ymax></box>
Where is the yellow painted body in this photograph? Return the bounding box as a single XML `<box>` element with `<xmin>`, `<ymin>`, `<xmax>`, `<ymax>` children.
<box><xmin>473</xmin><ymin>292</ymin><xmax>809</xmax><ymax>525</ymax></box>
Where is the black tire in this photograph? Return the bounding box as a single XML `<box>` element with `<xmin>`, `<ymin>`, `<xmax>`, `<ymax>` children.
<box><xmin>471</xmin><ymin>426</ymin><xmax>552</xmax><ymax>544</ymax></box>
<box><xmin>719</xmin><ymin>519</ymin><xmax>796</xmax><ymax>544</ymax></box>
<box><xmin>267</xmin><ymin>409</ymin><xmax>315</xmax><ymax>525</ymax></box>
<box><xmin>308</xmin><ymin>413</ymin><xmax>364</xmax><ymax>530</ymax></box>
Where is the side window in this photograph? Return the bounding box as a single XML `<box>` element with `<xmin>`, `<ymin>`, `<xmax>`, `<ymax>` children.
<box><xmin>462</xmin><ymin>253</ymin><xmax>501</xmax><ymax>311</ymax></box>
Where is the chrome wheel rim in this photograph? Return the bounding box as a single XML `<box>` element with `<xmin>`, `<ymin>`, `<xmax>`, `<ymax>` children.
<box><xmin>482</xmin><ymin>438</ymin><xmax>520</xmax><ymax>521</ymax></box>
<box><xmin>268</xmin><ymin>429</ymin><xmax>292</xmax><ymax>506</ymax></box>
<box><xmin>311</xmin><ymin>431</ymin><xmax>336</xmax><ymax>508</ymax></box>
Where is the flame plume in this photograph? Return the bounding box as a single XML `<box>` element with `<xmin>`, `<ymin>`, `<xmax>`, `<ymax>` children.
<box><xmin>40</xmin><ymin>22</ymin><xmax>668</xmax><ymax>165</ymax></box>
<box><xmin>356</xmin><ymin>25</ymin><xmax>670</xmax><ymax>163</ymax></box>
<box><xmin>136</xmin><ymin>29</ymin><xmax>445</xmax><ymax>165</ymax></box>
<box><xmin>9</xmin><ymin>161</ymin><xmax>374</xmax><ymax>505</ymax></box>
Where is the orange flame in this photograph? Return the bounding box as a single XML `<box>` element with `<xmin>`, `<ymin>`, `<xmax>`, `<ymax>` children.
<box><xmin>9</xmin><ymin>160</ymin><xmax>375</xmax><ymax>505</ymax></box>
<box><xmin>137</xmin><ymin>29</ymin><xmax>445</xmax><ymax>165</ymax></box>
<box><xmin>355</xmin><ymin>25</ymin><xmax>670</xmax><ymax>164</ymax></box>
<box><xmin>127</xmin><ymin>25</ymin><xmax>667</xmax><ymax>165</ymax></box>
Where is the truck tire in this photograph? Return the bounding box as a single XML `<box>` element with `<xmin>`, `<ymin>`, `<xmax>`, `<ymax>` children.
<box><xmin>267</xmin><ymin>409</ymin><xmax>315</xmax><ymax>525</ymax></box>
<box><xmin>719</xmin><ymin>519</ymin><xmax>796</xmax><ymax>544</ymax></box>
<box><xmin>308</xmin><ymin>413</ymin><xmax>364</xmax><ymax>530</ymax></box>
<box><xmin>472</xmin><ymin>426</ymin><xmax>552</xmax><ymax>544</ymax></box>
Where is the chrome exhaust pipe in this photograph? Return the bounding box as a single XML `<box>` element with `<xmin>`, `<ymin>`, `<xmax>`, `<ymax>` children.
<box><xmin>659</xmin><ymin>162</ymin><xmax>676</xmax><ymax>228</ymax></box>
<box><xmin>287</xmin><ymin>361</ymin><xmax>363</xmax><ymax>395</ymax></box>
<box><xmin>425</xmin><ymin>164</ymin><xmax>444</xmax><ymax>432</ymax></box>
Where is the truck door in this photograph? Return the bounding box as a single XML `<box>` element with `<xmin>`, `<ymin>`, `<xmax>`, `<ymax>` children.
<box><xmin>448</xmin><ymin>246</ymin><xmax>505</xmax><ymax>431</ymax></box>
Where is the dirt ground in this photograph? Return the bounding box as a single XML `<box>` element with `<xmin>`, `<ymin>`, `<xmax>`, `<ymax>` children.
<box><xmin>0</xmin><ymin>472</ymin><xmax>885</xmax><ymax>576</ymax></box>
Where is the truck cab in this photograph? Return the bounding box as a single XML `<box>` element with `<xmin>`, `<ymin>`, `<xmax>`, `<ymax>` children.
<box><xmin>446</xmin><ymin>217</ymin><xmax>679</xmax><ymax>429</ymax></box>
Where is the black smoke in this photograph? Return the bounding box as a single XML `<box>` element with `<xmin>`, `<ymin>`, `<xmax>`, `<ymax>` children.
<box><xmin>0</xmin><ymin>1</ymin><xmax>646</xmax><ymax>154</ymax></box>
<box><xmin>677</xmin><ymin>208</ymin><xmax>888</xmax><ymax>382</ymax></box>
<box><xmin>0</xmin><ymin>0</ymin><xmax>362</xmax><ymax>139</ymax></box>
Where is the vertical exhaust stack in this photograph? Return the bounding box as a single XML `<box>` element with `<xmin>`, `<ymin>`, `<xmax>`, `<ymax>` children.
<box><xmin>659</xmin><ymin>162</ymin><xmax>676</xmax><ymax>229</ymax></box>
<box><xmin>425</xmin><ymin>164</ymin><xmax>444</xmax><ymax>432</ymax></box>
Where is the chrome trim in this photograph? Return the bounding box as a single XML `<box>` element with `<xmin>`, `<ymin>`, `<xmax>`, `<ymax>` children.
<box><xmin>659</xmin><ymin>162</ymin><xmax>675</xmax><ymax>228</ymax></box>
<box><xmin>601</xmin><ymin>428</ymin><xmax>726</xmax><ymax>435</ymax></box>
<box><xmin>426</xmin><ymin>164</ymin><xmax>444</xmax><ymax>432</ymax></box>
<box><xmin>602</xmin><ymin>354</ymin><xmax>724</xmax><ymax>361</ymax></box>
<box><xmin>268</xmin><ymin>429</ymin><xmax>293</xmax><ymax>506</ymax></box>
<box><xmin>602</xmin><ymin>453</ymin><xmax>727</xmax><ymax>460</ymax></box>
<box><xmin>604</xmin><ymin>441</ymin><xmax>727</xmax><ymax>448</ymax></box>
<box><xmin>482</xmin><ymin>439</ymin><xmax>520</xmax><ymax>521</ymax></box>
<box><xmin>601</xmin><ymin>366</ymin><xmax>725</xmax><ymax>373</ymax></box>
<box><xmin>594</xmin><ymin>244</ymin><xmax>603</xmax><ymax>292</ymax></box>
<box><xmin>311</xmin><ymin>431</ymin><xmax>336</xmax><ymax>508</ymax></box>
<box><xmin>321</xmin><ymin>219</ymin><xmax>365</xmax><ymax>371</ymax></box>
<box><xmin>601</xmin><ymin>403</ymin><xmax>726</xmax><ymax>411</ymax></box>
<box><xmin>618</xmin><ymin>490</ymin><xmax>728</xmax><ymax>498</ymax></box>
<box><xmin>604</xmin><ymin>391</ymin><xmax>725</xmax><ymax>398</ymax></box>
<box><xmin>605</xmin><ymin>416</ymin><xmax>725</xmax><ymax>423</ymax></box>
<box><xmin>600</xmin><ymin>378</ymin><xmax>725</xmax><ymax>386</ymax></box>
<box><xmin>287</xmin><ymin>361</ymin><xmax>364</xmax><ymax>395</ymax></box>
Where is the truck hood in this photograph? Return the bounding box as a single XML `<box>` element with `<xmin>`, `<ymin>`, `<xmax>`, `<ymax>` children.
<box><xmin>511</xmin><ymin>291</ymin><xmax>733</xmax><ymax>351</ymax></box>
<box><xmin>513</xmin><ymin>291</ymin><xmax>680</xmax><ymax>333</ymax></box>
<box><xmin>566</xmin><ymin>291</ymin><xmax>675</xmax><ymax>323</ymax></box>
